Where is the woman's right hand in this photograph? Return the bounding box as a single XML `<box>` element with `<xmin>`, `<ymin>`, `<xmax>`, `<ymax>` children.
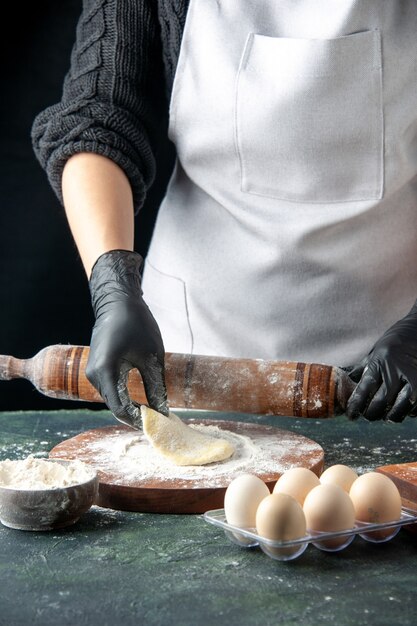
<box><xmin>86</xmin><ymin>249</ymin><xmax>168</xmax><ymax>429</ymax></box>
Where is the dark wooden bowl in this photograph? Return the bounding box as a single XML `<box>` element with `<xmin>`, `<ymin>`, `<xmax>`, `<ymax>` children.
<box><xmin>0</xmin><ymin>460</ymin><xmax>98</xmax><ymax>531</ymax></box>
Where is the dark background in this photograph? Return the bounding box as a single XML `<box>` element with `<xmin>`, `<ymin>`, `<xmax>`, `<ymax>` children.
<box><xmin>0</xmin><ymin>1</ymin><xmax>174</xmax><ymax>411</ymax></box>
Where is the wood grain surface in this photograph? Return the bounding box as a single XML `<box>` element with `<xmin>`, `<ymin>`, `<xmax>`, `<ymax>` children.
<box><xmin>49</xmin><ymin>420</ymin><xmax>325</xmax><ymax>514</ymax></box>
<box><xmin>376</xmin><ymin>461</ymin><xmax>417</xmax><ymax>511</ymax></box>
<box><xmin>375</xmin><ymin>461</ymin><xmax>417</xmax><ymax>534</ymax></box>
<box><xmin>0</xmin><ymin>344</ymin><xmax>355</xmax><ymax>417</ymax></box>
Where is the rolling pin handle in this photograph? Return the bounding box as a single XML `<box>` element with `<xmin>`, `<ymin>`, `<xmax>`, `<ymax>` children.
<box><xmin>334</xmin><ymin>366</ymin><xmax>357</xmax><ymax>415</ymax></box>
<box><xmin>0</xmin><ymin>355</ymin><xmax>27</xmax><ymax>381</ymax></box>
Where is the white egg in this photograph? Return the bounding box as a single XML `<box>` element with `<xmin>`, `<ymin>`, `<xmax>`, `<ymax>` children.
<box><xmin>224</xmin><ymin>473</ymin><xmax>270</xmax><ymax>528</ymax></box>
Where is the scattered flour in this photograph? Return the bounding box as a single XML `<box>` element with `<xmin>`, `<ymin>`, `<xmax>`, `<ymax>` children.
<box><xmin>51</xmin><ymin>422</ymin><xmax>324</xmax><ymax>489</ymax></box>
<box><xmin>0</xmin><ymin>455</ymin><xmax>95</xmax><ymax>490</ymax></box>
<box><xmin>113</xmin><ymin>425</ymin><xmax>258</xmax><ymax>480</ymax></box>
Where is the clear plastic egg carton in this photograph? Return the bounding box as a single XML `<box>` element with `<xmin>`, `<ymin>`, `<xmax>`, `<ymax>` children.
<box><xmin>203</xmin><ymin>507</ymin><xmax>417</xmax><ymax>561</ymax></box>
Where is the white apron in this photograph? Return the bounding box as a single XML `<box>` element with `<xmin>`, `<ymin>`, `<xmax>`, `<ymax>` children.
<box><xmin>142</xmin><ymin>0</ymin><xmax>417</xmax><ymax>367</ymax></box>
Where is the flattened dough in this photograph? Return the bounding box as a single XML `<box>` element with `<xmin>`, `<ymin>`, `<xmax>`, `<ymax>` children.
<box><xmin>140</xmin><ymin>406</ymin><xmax>235</xmax><ymax>466</ymax></box>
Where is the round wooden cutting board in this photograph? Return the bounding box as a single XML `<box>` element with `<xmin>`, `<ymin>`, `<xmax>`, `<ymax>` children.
<box><xmin>49</xmin><ymin>420</ymin><xmax>324</xmax><ymax>514</ymax></box>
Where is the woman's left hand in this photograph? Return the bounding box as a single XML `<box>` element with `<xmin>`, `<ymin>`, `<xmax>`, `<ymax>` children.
<box><xmin>346</xmin><ymin>307</ymin><xmax>417</xmax><ymax>422</ymax></box>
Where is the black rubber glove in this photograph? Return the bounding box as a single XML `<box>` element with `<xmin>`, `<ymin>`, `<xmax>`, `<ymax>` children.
<box><xmin>86</xmin><ymin>249</ymin><xmax>169</xmax><ymax>429</ymax></box>
<box><xmin>346</xmin><ymin>304</ymin><xmax>417</xmax><ymax>422</ymax></box>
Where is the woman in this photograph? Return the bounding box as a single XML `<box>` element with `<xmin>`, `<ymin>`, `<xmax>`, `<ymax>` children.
<box><xmin>32</xmin><ymin>0</ymin><xmax>417</xmax><ymax>427</ymax></box>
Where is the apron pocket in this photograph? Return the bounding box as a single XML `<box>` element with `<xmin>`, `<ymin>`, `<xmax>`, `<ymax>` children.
<box><xmin>142</xmin><ymin>261</ymin><xmax>193</xmax><ymax>354</ymax></box>
<box><xmin>235</xmin><ymin>30</ymin><xmax>383</xmax><ymax>203</ymax></box>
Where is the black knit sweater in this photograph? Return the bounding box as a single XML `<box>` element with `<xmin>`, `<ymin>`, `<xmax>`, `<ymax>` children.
<box><xmin>31</xmin><ymin>0</ymin><xmax>189</xmax><ymax>213</ymax></box>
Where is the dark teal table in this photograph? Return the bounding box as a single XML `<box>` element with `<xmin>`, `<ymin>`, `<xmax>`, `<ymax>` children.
<box><xmin>1</xmin><ymin>409</ymin><xmax>417</xmax><ymax>626</ymax></box>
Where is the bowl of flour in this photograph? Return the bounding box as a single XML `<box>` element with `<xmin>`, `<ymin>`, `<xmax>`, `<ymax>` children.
<box><xmin>0</xmin><ymin>455</ymin><xmax>98</xmax><ymax>531</ymax></box>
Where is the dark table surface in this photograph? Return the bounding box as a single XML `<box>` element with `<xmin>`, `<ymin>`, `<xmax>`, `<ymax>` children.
<box><xmin>1</xmin><ymin>408</ymin><xmax>417</xmax><ymax>626</ymax></box>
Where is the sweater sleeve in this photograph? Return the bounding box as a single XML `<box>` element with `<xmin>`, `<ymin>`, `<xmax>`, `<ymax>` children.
<box><xmin>31</xmin><ymin>0</ymin><xmax>168</xmax><ymax>213</ymax></box>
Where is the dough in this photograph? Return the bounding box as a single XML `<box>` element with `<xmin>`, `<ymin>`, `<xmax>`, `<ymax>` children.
<box><xmin>141</xmin><ymin>406</ymin><xmax>235</xmax><ymax>466</ymax></box>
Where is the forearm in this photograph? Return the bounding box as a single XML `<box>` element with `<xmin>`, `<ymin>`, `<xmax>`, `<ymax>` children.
<box><xmin>31</xmin><ymin>0</ymin><xmax>173</xmax><ymax>216</ymax></box>
<box><xmin>62</xmin><ymin>153</ymin><xmax>135</xmax><ymax>277</ymax></box>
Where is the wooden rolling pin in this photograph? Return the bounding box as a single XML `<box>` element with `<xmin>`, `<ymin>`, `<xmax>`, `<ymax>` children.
<box><xmin>0</xmin><ymin>344</ymin><xmax>355</xmax><ymax>418</ymax></box>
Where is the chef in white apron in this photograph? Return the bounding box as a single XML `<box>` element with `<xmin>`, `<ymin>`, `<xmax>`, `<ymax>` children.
<box><xmin>50</xmin><ymin>1</ymin><xmax>417</xmax><ymax>427</ymax></box>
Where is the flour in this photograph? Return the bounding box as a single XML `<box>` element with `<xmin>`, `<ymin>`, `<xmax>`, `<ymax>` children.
<box><xmin>0</xmin><ymin>455</ymin><xmax>95</xmax><ymax>489</ymax></box>
<box><xmin>56</xmin><ymin>422</ymin><xmax>323</xmax><ymax>489</ymax></box>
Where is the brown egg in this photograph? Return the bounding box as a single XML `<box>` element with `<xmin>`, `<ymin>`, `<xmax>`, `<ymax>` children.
<box><xmin>256</xmin><ymin>493</ymin><xmax>307</xmax><ymax>558</ymax></box>
<box><xmin>320</xmin><ymin>464</ymin><xmax>358</xmax><ymax>492</ymax></box>
<box><xmin>273</xmin><ymin>467</ymin><xmax>320</xmax><ymax>505</ymax></box>
<box><xmin>303</xmin><ymin>483</ymin><xmax>356</xmax><ymax>549</ymax></box>
<box><xmin>349</xmin><ymin>471</ymin><xmax>402</xmax><ymax>540</ymax></box>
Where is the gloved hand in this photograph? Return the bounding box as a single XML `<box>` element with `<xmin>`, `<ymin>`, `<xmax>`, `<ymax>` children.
<box><xmin>346</xmin><ymin>304</ymin><xmax>417</xmax><ymax>422</ymax></box>
<box><xmin>86</xmin><ymin>249</ymin><xmax>168</xmax><ymax>429</ymax></box>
